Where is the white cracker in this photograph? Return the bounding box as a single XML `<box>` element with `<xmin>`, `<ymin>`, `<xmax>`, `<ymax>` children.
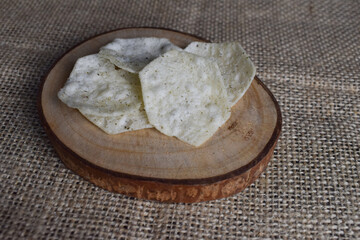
<box><xmin>58</xmin><ymin>54</ymin><xmax>152</xmax><ymax>133</ymax></box>
<box><xmin>99</xmin><ymin>38</ymin><xmax>181</xmax><ymax>73</ymax></box>
<box><xmin>79</xmin><ymin>105</ymin><xmax>152</xmax><ymax>134</ymax></box>
<box><xmin>140</xmin><ymin>50</ymin><xmax>231</xmax><ymax>147</ymax></box>
<box><xmin>185</xmin><ymin>42</ymin><xmax>256</xmax><ymax>106</ymax></box>
<box><xmin>58</xmin><ymin>54</ymin><xmax>142</xmax><ymax>116</ymax></box>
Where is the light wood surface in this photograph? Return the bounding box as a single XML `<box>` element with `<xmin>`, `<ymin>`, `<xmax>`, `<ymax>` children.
<box><xmin>39</xmin><ymin>28</ymin><xmax>282</xmax><ymax>203</ymax></box>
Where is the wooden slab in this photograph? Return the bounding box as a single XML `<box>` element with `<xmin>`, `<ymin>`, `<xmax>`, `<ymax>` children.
<box><xmin>38</xmin><ymin>28</ymin><xmax>282</xmax><ymax>203</ymax></box>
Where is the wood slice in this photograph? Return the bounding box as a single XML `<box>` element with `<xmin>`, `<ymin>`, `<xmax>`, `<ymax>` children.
<box><xmin>39</xmin><ymin>28</ymin><xmax>282</xmax><ymax>203</ymax></box>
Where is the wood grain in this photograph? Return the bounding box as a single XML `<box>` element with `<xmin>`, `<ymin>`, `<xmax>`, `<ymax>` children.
<box><xmin>38</xmin><ymin>28</ymin><xmax>282</xmax><ymax>203</ymax></box>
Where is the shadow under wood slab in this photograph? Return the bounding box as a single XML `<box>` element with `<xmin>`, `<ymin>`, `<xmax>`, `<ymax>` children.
<box><xmin>39</xmin><ymin>27</ymin><xmax>282</xmax><ymax>203</ymax></box>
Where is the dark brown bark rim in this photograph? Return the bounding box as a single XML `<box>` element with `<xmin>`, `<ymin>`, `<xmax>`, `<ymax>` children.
<box><xmin>38</xmin><ymin>27</ymin><xmax>282</xmax><ymax>186</ymax></box>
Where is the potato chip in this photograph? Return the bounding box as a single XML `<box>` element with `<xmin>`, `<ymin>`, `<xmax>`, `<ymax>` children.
<box><xmin>185</xmin><ymin>42</ymin><xmax>256</xmax><ymax>106</ymax></box>
<box><xmin>58</xmin><ymin>54</ymin><xmax>152</xmax><ymax>133</ymax></box>
<box><xmin>139</xmin><ymin>50</ymin><xmax>231</xmax><ymax>146</ymax></box>
<box><xmin>99</xmin><ymin>38</ymin><xmax>181</xmax><ymax>73</ymax></box>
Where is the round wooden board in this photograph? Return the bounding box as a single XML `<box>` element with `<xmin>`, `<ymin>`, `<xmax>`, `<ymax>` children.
<box><xmin>39</xmin><ymin>28</ymin><xmax>282</xmax><ymax>203</ymax></box>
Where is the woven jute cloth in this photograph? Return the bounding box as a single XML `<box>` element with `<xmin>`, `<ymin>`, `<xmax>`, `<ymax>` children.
<box><xmin>1</xmin><ymin>0</ymin><xmax>359</xmax><ymax>239</ymax></box>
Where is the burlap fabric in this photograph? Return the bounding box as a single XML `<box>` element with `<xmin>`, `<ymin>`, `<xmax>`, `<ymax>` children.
<box><xmin>1</xmin><ymin>0</ymin><xmax>359</xmax><ymax>239</ymax></box>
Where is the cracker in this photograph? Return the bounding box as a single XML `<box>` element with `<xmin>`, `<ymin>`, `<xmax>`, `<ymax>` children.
<box><xmin>99</xmin><ymin>38</ymin><xmax>181</xmax><ymax>73</ymax></box>
<box><xmin>185</xmin><ymin>42</ymin><xmax>256</xmax><ymax>106</ymax></box>
<box><xmin>79</xmin><ymin>104</ymin><xmax>152</xmax><ymax>134</ymax></box>
<box><xmin>139</xmin><ymin>50</ymin><xmax>230</xmax><ymax>146</ymax></box>
<box><xmin>58</xmin><ymin>54</ymin><xmax>152</xmax><ymax>133</ymax></box>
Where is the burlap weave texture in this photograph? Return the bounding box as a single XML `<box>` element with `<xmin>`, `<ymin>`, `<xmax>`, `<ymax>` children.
<box><xmin>0</xmin><ymin>0</ymin><xmax>359</xmax><ymax>239</ymax></box>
